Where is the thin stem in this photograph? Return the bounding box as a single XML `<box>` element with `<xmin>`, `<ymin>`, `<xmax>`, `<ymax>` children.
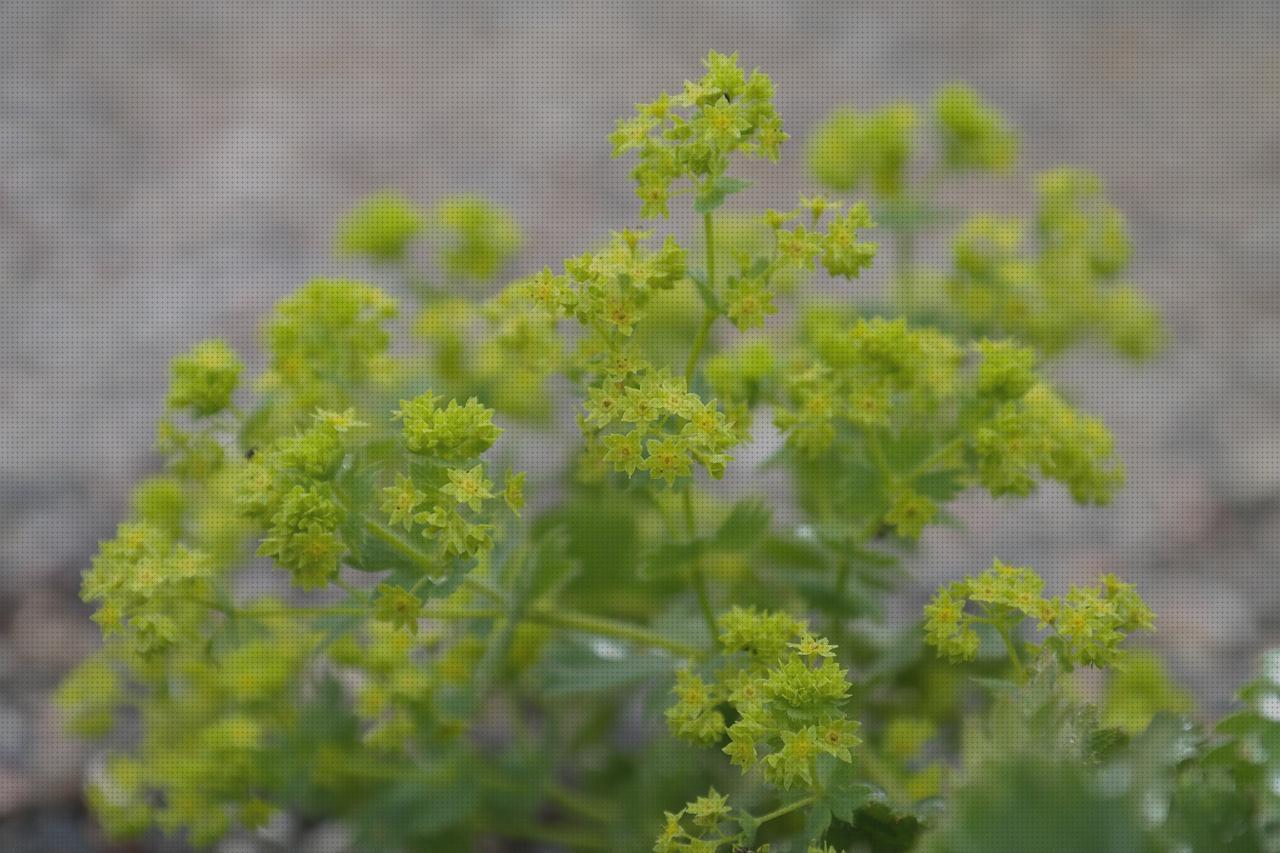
<box><xmin>547</xmin><ymin>784</ymin><xmax>620</xmax><ymax>824</ymax></box>
<box><xmin>684</xmin><ymin>211</ymin><xmax>719</xmax><ymax>386</ymax></box>
<box><xmin>905</xmin><ymin>435</ymin><xmax>966</xmax><ymax>483</ymax></box>
<box><xmin>753</xmin><ymin>794</ymin><xmax>819</xmax><ymax>828</ymax></box>
<box><xmin>685</xmin><ymin>309</ymin><xmax>716</xmax><ymax>386</ymax></box>
<box><xmin>361</xmin><ymin>517</ymin><xmax>440</xmax><ymax>577</ymax></box>
<box><xmin>683</xmin><ymin>486</ymin><xmax>718</xmax><ymax>640</ymax></box>
<box><xmin>992</xmin><ymin>619</ymin><xmax>1029</xmax><ymax>684</ymax></box>
<box><xmin>529</xmin><ymin>603</ymin><xmax>704</xmax><ymax>659</ymax></box>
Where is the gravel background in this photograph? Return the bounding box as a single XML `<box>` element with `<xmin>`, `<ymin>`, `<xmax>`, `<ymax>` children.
<box><xmin>2</xmin><ymin>1</ymin><xmax>1278</xmax><ymax>849</ymax></box>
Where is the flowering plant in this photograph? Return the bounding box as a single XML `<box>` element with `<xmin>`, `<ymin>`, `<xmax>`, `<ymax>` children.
<box><xmin>58</xmin><ymin>51</ymin><xmax>1273</xmax><ymax>852</ymax></box>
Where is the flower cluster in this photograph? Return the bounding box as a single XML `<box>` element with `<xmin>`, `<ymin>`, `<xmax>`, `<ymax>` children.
<box><xmin>256</xmin><ymin>278</ymin><xmax>399</xmax><ymax>423</ymax></box>
<box><xmin>79</xmin><ymin>522</ymin><xmax>216</xmax><ymax>656</ymax></box>
<box><xmin>653</xmin><ymin>788</ymin><xmax>737</xmax><ymax>853</ymax></box>
<box><xmin>933</xmin><ymin>83</ymin><xmax>1019</xmax><ymax>173</ymax></box>
<box><xmin>667</xmin><ymin>607</ymin><xmax>861</xmax><ymax>790</ymax></box>
<box><xmin>775</xmin><ymin>316</ymin><xmax>1123</xmax><ymax>540</ymax></box>
<box><xmin>166</xmin><ymin>339</ymin><xmax>244</xmax><ymax>417</ymax></box>
<box><xmin>807</xmin><ymin>102</ymin><xmax>917</xmax><ymax>197</ymax></box>
<box><xmin>611</xmin><ymin>50</ymin><xmax>786</xmax><ymax>217</ymax></box>
<box><xmin>946</xmin><ymin>169</ymin><xmax>1163</xmax><ymax>359</ymax></box>
<box><xmin>428</xmin><ymin>194</ymin><xmax>523</xmax><ymax>282</ymax></box>
<box><xmin>336</xmin><ymin>190</ymin><xmax>426</xmax><ymax>262</ymax></box>
<box><xmin>385</xmin><ymin>391</ymin><xmax>520</xmax><ymax>559</ymax></box>
<box><xmin>924</xmin><ymin>560</ymin><xmax>1155</xmax><ymax>670</ymax></box>
<box><xmin>73</xmin><ymin>605</ymin><xmax>318</xmax><ymax>845</ymax></box>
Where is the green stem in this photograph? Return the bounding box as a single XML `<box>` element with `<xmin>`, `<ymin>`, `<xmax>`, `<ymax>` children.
<box><xmin>683</xmin><ymin>487</ymin><xmax>718</xmax><ymax>640</ymax></box>
<box><xmin>753</xmin><ymin>794</ymin><xmax>819</xmax><ymax>828</ymax></box>
<box><xmin>499</xmin><ymin>824</ymin><xmax>609</xmax><ymax>851</ymax></box>
<box><xmin>905</xmin><ymin>435</ymin><xmax>966</xmax><ymax>483</ymax></box>
<box><xmin>361</xmin><ymin>517</ymin><xmax>441</xmax><ymax>577</ymax></box>
<box><xmin>685</xmin><ymin>309</ymin><xmax>716</xmax><ymax>387</ymax></box>
<box><xmin>992</xmin><ymin>618</ymin><xmax>1029</xmax><ymax>684</ymax></box>
<box><xmin>547</xmin><ymin>784</ymin><xmax>620</xmax><ymax>824</ymax></box>
<box><xmin>530</xmin><ymin>604</ymin><xmax>704</xmax><ymax>659</ymax></box>
<box><xmin>684</xmin><ymin>211</ymin><xmax>719</xmax><ymax>386</ymax></box>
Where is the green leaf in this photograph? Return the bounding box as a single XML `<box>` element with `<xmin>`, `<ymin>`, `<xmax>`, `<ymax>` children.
<box><xmin>713</xmin><ymin>500</ymin><xmax>772</xmax><ymax>547</ymax></box>
<box><xmin>804</xmin><ymin>801</ymin><xmax>833</xmax><ymax>842</ymax></box>
<box><xmin>694</xmin><ymin>176</ymin><xmax>751</xmax><ymax>214</ymax></box>
<box><xmin>533</xmin><ymin>635</ymin><xmax>678</xmax><ymax>698</ymax></box>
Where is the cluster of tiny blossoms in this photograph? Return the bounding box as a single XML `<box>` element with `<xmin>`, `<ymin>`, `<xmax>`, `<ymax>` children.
<box><xmin>611</xmin><ymin>50</ymin><xmax>786</xmax><ymax>217</ymax></box>
<box><xmin>776</xmin><ymin>315</ymin><xmax>1123</xmax><ymax>540</ymax></box>
<box><xmin>667</xmin><ymin>607</ymin><xmax>861</xmax><ymax>789</ymax></box>
<box><xmin>947</xmin><ymin>168</ymin><xmax>1163</xmax><ymax>359</ymax></box>
<box><xmin>924</xmin><ymin>560</ymin><xmax>1155</xmax><ymax>669</ymax></box>
<box><xmin>509</xmin><ymin>230</ymin><xmax>745</xmax><ymax>484</ymax></box>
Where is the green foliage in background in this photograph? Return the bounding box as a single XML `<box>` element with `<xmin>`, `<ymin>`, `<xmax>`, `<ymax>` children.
<box><xmin>57</xmin><ymin>51</ymin><xmax>1275</xmax><ymax>853</ymax></box>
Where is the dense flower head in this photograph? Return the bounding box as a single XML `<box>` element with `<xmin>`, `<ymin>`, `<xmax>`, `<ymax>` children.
<box><xmin>667</xmin><ymin>607</ymin><xmax>861</xmax><ymax>791</ymax></box>
<box><xmin>612</xmin><ymin>51</ymin><xmax>786</xmax><ymax>217</ymax></box>
<box><xmin>776</xmin><ymin>315</ymin><xmax>1123</xmax><ymax>540</ymax></box>
<box><xmin>166</xmin><ymin>339</ymin><xmax>244</xmax><ymax>417</ymax></box>
<box><xmin>256</xmin><ymin>484</ymin><xmax>346</xmax><ymax>589</ymax></box>
<box><xmin>336</xmin><ymin>190</ymin><xmax>426</xmax><ymax>262</ymax></box>
<box><xmin>393</xmin><ymin>391</ymin><xmax>502</xmax><ymax>460</ymax></box>
<box><xmin>924</xmin><ymin>561</ymin><xmax>1155</xmax><ymax>670</ymax></box>
<box><xmin>429</xmin><ymin>194</ymin><xmax>522</xmax><ymax>282</ymax></box>
<box><xmin>945</xmin><ymin>171</ymin><xmax>1163</xmax><ymax>360</ymax></box>
<box><xmin>80</xmin><ymin>522</ymin><xmax>216</xmax><ymax>656</ymax></box>
<box><xmin>258</xmin><ymin>278</ymin><xmax>398</xmax><ymax>418</ymax></box>
<box><xmin>808</xmin><ymin>102</ymin><xmax>918</xmax><ymax>196</ymax></box>
<box><xmin>933</xmin><ymin>83</ymin><xmax>1018</xmax><ymax>172</ymax></box>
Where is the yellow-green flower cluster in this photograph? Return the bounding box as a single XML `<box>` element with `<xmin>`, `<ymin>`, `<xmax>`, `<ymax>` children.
<box><xmin>393</xmin><ymin>391</ymin><xmax>502</xmax><ymax>460</ymax></box>
<box><xmin>429</xmin><ymin>194</ymin><xmax>523</xmax><ymax>282</ymax></box>
<box><xmin>79</xmin><ymin>606</ymin><xmax>318</xmax><ymax>845</ymax></box>
<box><xmin>236</xmin><ymin>412</ymin><xmax>361</xmax><ymax>588</ymax></box>
<box><xmin>924</xmin><ymin>561</ymin><xmax>1155</xmax><ymax>670</ymax></box>
<box><xmin>329</xmin><ymin>621</ymin><xmax>437</xmax><ymax>751</ymax></box>
<box><xmin>414</xmin><ymin>291</ymin><xmax>564</xmax><ymax>421</ymax></box>
<box><xmin>667</xmin><ymin>607</ymin><xmax>861</xmax><ymax>791</ymax></box>
<box><xmin>384</xmin><ymin>391</ymin><xmax>517</xmax><ymax>559</ymax></box>
<box><xmin>585</xmin><ymin>366</ymin><xmax>743</xmax><ymax>483</ymax></box>
<box><xmin>336</xmin><ymin>190</ymin><xmax>426</xmax><ymax>262</ymax></box>
<box><xmin>762</xmin><ymin>197</ymin><xmax>878</xmax><ymax>287</ymax></box>
<box><xmin>166</xmin><ymin>339</ymin><xmax>244</xmax><ymax>417</ymax></box>
<box><xmin>808</xmin><ymin>103</ymin><xmax>918</xmax><ymax>197</ymax></box>
<box><xmin>947</xmin><ymin>170</ymin><xmax>1163</xmax><ymax>360</ymax></box>
<box><xmin>80</xmin><ymin>522</ymin><xmax>216</xmax><ymax>657</ymax></box>
<box><xmin>257</xmin><ymin>278</ymin><xmax>398</xmax><ymax>421</ymax></box>
<box><xmin>654</xmin><ymin>787</ymin><xmax>738</xmax><ymax>853</ymax></box>
<box><xmin>934</xmin><ymin>83</ymin><xmax>1018</xmax><ymax>173</ymax></box>
<box><xmin>611</xmin><ymin>50</ymin><xmax>786</xmax><ymax>217</ymax></box>
<box><xmin>776</xmin><ymin>316</ymin><xmax>1123</xmax><ymax>539</ymax></box>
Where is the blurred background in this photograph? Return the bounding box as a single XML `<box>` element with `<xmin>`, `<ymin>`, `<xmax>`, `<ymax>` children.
<box><xmin>1</xmin><ymin>0</ymin><xmax>1278</xmax><ymax>849</ymax></box>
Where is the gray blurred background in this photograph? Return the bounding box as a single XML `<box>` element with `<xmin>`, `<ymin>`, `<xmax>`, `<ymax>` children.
<box><xmin>1</xmin><ymin>0</ymin><xmax>1278</xmax><ymax>849</ymax></box>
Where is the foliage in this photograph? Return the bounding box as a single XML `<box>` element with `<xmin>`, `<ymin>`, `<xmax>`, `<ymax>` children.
<box><xmin>55</xmin><ymin>50</ymin><xmax>1268</xmax><ymax>853</ymax></box>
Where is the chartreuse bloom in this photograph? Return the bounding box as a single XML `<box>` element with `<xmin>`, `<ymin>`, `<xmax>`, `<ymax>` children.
<box><xmin>612</xmin><ymin>50</ymin><xmax>786</xmax><ymax>217</ymax></box>
<box><xmin>946</xmin><ymin>169</ymin><xmax>1164</xmax><ymax>359</ymax></box>
<box><xmin>775</xmin><ymin>316</ymin><xmax>1123</xmax><ymax>544</ymax></box>
<box><xmin>59</xmin><ymin>49</ymin><xmax>1195</xmax><ymax>853</ymax></box>
<box><xmin>429</xmin><ymin>194</ymin><xmax>522</xmax><ymax>282</ymax></box>
<box><xmin>808</xmin><ymin>102</ymin><xmax>918</xmax><ymax>196</ymax></box>
<box><xmin>660</xmin><ymin>607</ymin><xmax>868</xmax><ymax>851</ymax></box>
<box><xmin>336</xmin><ymin>190</ymin><xmax>426</xmax><ymax>262</ymax></box>
<box><xmin>934</xmin><ymin>83</ymin><xmax>1018</xmax><ymax>173</ymax></box>
<box><xmin>166</xmin><ymin>339</ymin><xmax>244</xmax><ymax>417</ymax></box>
<box><xmin>924</xmin><ymin>560</ymin><xmax>1155</xmax><ymax>675</ymax></box>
